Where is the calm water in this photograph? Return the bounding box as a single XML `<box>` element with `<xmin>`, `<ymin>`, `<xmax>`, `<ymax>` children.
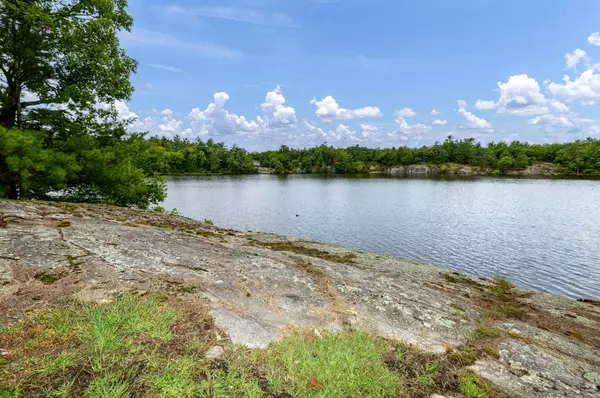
<box><xmin>164</xmin><ymin>175</ymin><xmax>600</xmax><ymax>299</ymax></box>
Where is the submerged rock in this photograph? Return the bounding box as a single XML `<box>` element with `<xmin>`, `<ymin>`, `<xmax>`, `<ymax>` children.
<box><xmin>0</xmin><ymin>200</ymin><xmax>598</xmax><ymax>397</ymax></box>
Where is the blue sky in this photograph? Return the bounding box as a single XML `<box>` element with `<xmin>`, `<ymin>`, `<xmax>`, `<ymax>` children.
<box><xmin>119</xmin><ymin>0</ymin><xmax>600</xmax><ymax>151</ymax></box>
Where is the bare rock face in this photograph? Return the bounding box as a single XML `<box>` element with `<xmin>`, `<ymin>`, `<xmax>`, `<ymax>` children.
<box><xmin>387</xmin><ymin>165</ymin><xmax>441</xmax><ymax>177</ymax></box>
<box><xmin>0</xmin><ymin>200</ymin><xmax>599</xmax><ymax>397</ymax></box>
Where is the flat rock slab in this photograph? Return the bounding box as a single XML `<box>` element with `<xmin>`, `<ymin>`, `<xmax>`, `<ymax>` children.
<box><xmin>0</xmin><ymin>200</ymin><xmax>599</xmax><ymax>397</ymax></box>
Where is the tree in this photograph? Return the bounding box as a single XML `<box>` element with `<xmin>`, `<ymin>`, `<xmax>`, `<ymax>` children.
<box><xmin>497</xmin><ymin>155</ymin><xmax>515</xmax><ymax>174</ymax></box>
<box><xmin>0</xmin><ymin>1</ymin><xmax>167</xmax><ymax>207</ymax></box>
<box><xmin>0</xmin><ymin>0</ymin><xmax>136</xmax><ymax>129</ymax></box>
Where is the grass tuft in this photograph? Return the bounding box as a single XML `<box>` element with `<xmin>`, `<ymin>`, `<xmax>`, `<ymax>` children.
<box><xmin>265</xmin><ymin>330</ymin><xmax>399</xmax><ymax>397</ymax></box>
<box><xmin>263</xmin><ymin>241</ymin><xmax>357</xmax><ymax>264</ymax></box>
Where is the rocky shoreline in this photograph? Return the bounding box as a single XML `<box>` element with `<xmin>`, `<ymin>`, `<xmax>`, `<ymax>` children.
<box><xmin>0</xmin><ymin>200</ymin><xmax>599</xmax><ymax>397</ymax></box>
<box><xmin>257</xmin><ymin>162</ymin><xmax>599</xmax><ymax>177</ymax></box>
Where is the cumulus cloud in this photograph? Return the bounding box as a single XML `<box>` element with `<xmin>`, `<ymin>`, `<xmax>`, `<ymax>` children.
<box><xmin>430</xmin><ymin>109</ymin><xmax>440</xmax><ymax>115</ymax></box>
<box><xmin>160</xmin><ymin>108</ymin><xmax>174</xmax><ymax>115</ymax></box>
<box><xmin>261</xmin><ymin>86</ymin><xmax>297</xmax><ymax>128</ymax></box>
<box><xmin>310</xmin><ymin>96</ymin><xmax>382</xmax><ymax>122</ymax></box>
<box><xmin>547</xmin><ymin>69</ymin><xmax>600</xmax><ymax>105</ymax></box>
<box><xmin>565</xmin><ymin>49</ymin><xmax>587</xmax><ymax>70</ymax></box>
<box><xmin>360</xmin><ymin>124</ymin><xmax>380</xmax><ymax>137</ymax></box>
<box><xmin>457</xmin><ymin>101</ymin><xmax>492</xmax><ymax>130</ymax></box>
<box><xmin>528</xmin><ymin>114</ymin><xmax>575</xmax><ymax>129</ymax></box>
<box><xmin>396</xmin><ymin>107</ymin><xmax>416</xmax><ymax>117</ymax></box>
<box><xmin>474</xmin><ymin>100</ymin><xmax>496</xmax><ymax>110</ymax></box>
<box><xmin>393</xmin><ymin>110</ymin><xmax>431</xmax><ymax>140</ymax></box>
<box><xmin>188</xmin><ymin>92</ymin><xmax>261</xmax><ymax>136</ymax></box>
<box><xmin>496</xmin><ymin>74</ymin><xmax>568</xmax><ymax>116</ymax></box>
<box><xmin>114</xmin><ymin>101</ymin><xmax>138</xmax><ymax>122</ymax></box>
<box><xmin>588</xmin><ymin>32</ymin><xmax>600</xmax><ymax>46</ymax></box>
<box><xmin>432</xmin><ymin>119</ymin><xmax>448</xmax><ymax>125</ymax></box>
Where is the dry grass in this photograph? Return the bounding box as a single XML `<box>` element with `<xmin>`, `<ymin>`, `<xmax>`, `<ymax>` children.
<box><xmin>442</xmin><ymin>273</ymin><xmax>600</xmax><ymax>349</ymax></box>
<box><xmin>262</xmin><ymin>241</ymin><xmax>357</xmax><ymax>264</ymax></box>
<box><xmin>292</xmin><ymin>258</ymin><xmax>348</xmax><ymax>317</ymax></box>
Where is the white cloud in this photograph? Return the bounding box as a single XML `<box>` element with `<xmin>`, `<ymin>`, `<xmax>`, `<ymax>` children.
<box><xmin>474</xmin><ymin>100</ymin><xmax>496</xmax><ymax>110</ymax></box>
<box><xmin>528</xmin><ymin>114</ymin><xmax>575</xmax><ymax>128</ymax></box>
<box><xmin>148</xmin><ymin>64</ymin><xmax>184</xmax><ymax>73</ymax></box>
<box><xmin>588</xmin><ymin>32</ymin><xmax>600</xmax><ymax>46</ymax></box>
<box><xmin>166</xmin><ymin>6</ymin><xmax>299</xmax><ymax>28</ymax></box>
<box><xmin>430</xmin><ymin>109</ymin><xmax>440</xmax><ymax>115</ymax></box>
<box><xmin>114</xmin><ymin>101</ymin><xmax>138</xmax><ymax>122</ymax></box>
<box><xmin>457</xmin><ymin>101</ymin><xmax>492</xmax><ymax>130</ymax></box>
<box><xmin>335</xmin><ymin>124</ymin><xmax>360</xmax><ymax>141</ymax></box>
<box><xmin>547</xmin><ymin>69</ymin><xmax>600</xmax><ymax>105</ymax></box>
<box><xmin>122</xmin><ymin>28</ymin><xmax>242</xmax><ymax>59</ymax></box>
<box><xmin>394</xmin><ymin>111</ymin><xmax>431</xmax><ymax>139</ymax></box>
<box><xmin>360</xmin><ymin>124</ymin><xmax>380</xmax><ymax>137</ymax></box>
<box><xmin>496</xmin><ymin>74</ymin><xmax>568</xmax><ymax>116</ymax></box>
<box><xmin>396</xmin><ymin>107</ymin><xmax>416</xmax><ymax>117</ymax></box>
<box><xmin>303</xmin><ymin>120</ymin><xmax>326</xmax><ymax>138</ymax></box>
<box><xmin>187</xmin><ymin>92</ymin><xmax>261</xmax><ymax>136</ymax></box>
<box><xmin>160</xmin><ymin>108</ymin><xmax>174</xmax><ymax>115</ymax></box>
<box><xmin>310</xmin><ymin>95</ymin><xmax>383</xmax><ymax>122</ymax></box>
<box><xmin>432</xmin><ymin>119</ymin><xmax>448</xmax><ymax>125</ymax></box>
<box><xmin>456</xmin><ymin>100</ymin><xmax>468</xmax><ymax>109</ymax></box>
<box><xmin>158</xmin><ymin>116</ymin><xmax>183</xmax><ymax>133</ymax></box>
<box><xmin>261</xmin><ymin>86</ymin><xmax>297</xmax><ymax>128</ymax></box>
<box><xmin>144</xmin><ymin>82</ymin><xmax>153</xmax><ymax>89</ymax></box>
<box><xmin>565</xmin><ymin>49</ymin><xmax>587</xmax><ymax>70</ymax></box>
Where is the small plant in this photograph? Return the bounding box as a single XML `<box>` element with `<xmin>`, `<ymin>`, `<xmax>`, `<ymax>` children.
<box><xmin>203</xmin><ymin>218</ymin><xmax>214</xmax><ymax>226</ymax></box>
<box><xmin>471</xmin><ymin>325</ymin><xmax>502</xmax><ymax>341</ymax></box>
<box><xmin>170</xmin><ymin>208</ymin><xmax>180</xmax><ymax>216</ymax></box>
<box><xmin>415</xmin><ymin>362</ymin><xmax>439</xmax><ymax>386</ymax></box>
<box><xmin>461</xmin><ymin>373</ymin><xmax>490</xmax><ymax>398</ymax></box>
<box><xmin>152</xmin><ymin>206</ymin><xmax>166</xmax><ymax>213</ymax></box>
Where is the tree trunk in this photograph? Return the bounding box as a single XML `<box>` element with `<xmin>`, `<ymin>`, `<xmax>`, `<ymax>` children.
<box><xmin>0</xmin><ymin>84</ymin><xmax>18</xmax><ymax>128</ymax></box>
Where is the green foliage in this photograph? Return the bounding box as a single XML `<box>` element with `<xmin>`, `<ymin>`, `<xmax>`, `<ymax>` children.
<box><xmin>132</xmin><ymin>136</ymin><xmax>257</xmax><ymax>175</ymax></box>
<box><xmin>203</xmin><ymin>218</ymin><xmax>214</xmax><ymax>226</ymax></box>
<box><xmin>0</xmin><ymin>1</ymin><xmax>166</xmax><ymax>208</ymax></box>
<box><xmin>252</xmin><ymin>137</ymin><xmax>600</xmax><ymax>175</ymax></box>
<box><xmin>0</xmin><ymin>0</ymin><xmax>136</xmax><ymax>129</ymax></box>
<box><xmin>85</xmin><ymin>375</ymin><xmax>130</xmax><ymax>398</ymax></box>
<box><xmin>266</xmin><ymin>330</ymin><xmax>399</xmax><ymax>397</ymax></box>
<box><xmin>0</xmin><ymin>127</ymin><xmax>166</xmax><ymax>207</ymax></box>
<box><xmin>0</xmin><ymin>127</ymin><xmax>78</xmax><ymax>198</ymax></box>
<box><xmin>197</xmin><ymin>370</ymin><xmax>263</xmax><ymax>398</ymax></box>
<box><xmin>461</xmin><ymin>373</ymin><xmax>491</xmax><ymax>398</ymax></box>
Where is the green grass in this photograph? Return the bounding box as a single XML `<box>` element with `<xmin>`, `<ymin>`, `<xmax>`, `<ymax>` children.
<box><xmin>461</xmin><ymin>373</ymin><xmax>492</xmax><ymax>398</ymax></box>
<box><xmin>265</xmin><ymin>330</ymin><xmax>399</xmax><ymax>397</ymax></box>
<box><xmin>0</xmin><ymin>294</ymin><xmax>182</xmax><ymax>396</ymax></box>
<box><xmin>0</xmin><ymin>295</ymin><xmax>512</xmax><ymax>398</ymax></box>
<box><xmin>198</xmin><ymin>370</ymin><xmax>263</xmax><ymax>397</ymax></box>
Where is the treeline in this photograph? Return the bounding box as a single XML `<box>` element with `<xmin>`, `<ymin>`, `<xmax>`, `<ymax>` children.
<box><xmin>135</xmin><ymin>136</ymin><xmax>256</xmax><ymax>175</ymax></box>
<box><xmin>253</xmin><ymin>137</ymin><xmax>600</xmax><ymax>175</ymax></box>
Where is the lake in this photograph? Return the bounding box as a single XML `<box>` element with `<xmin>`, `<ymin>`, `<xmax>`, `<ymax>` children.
<box><xmin>163</xmin><ymin>175</ymin><xmax>600</xmax><ymax>299</ymax></box>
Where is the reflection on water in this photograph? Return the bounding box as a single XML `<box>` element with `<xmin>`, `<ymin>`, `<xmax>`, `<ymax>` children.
<box><xmin>164</xmin><ymin>174</ymin><xmax>600</xmax><ymax>299</ymax></box>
